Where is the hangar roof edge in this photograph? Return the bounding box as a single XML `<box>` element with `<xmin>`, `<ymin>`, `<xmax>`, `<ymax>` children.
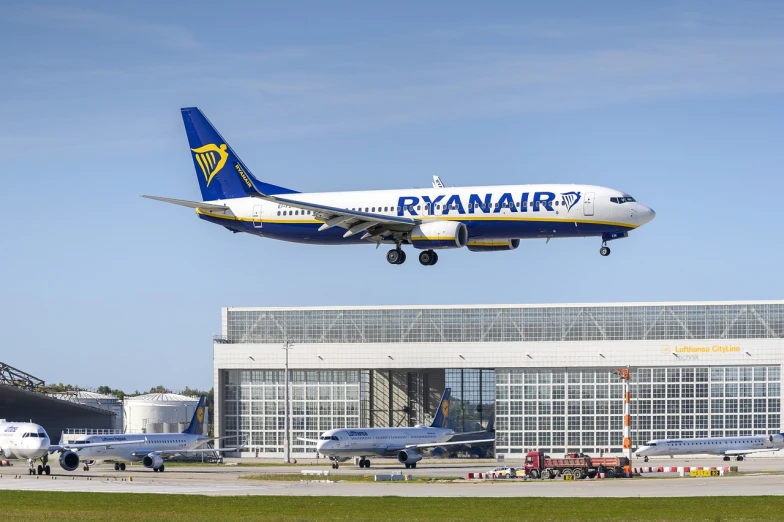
<box><xmin>224</xmin><ymin>300</ymin><xmax>784</xmax><ymax>312</ymax></box>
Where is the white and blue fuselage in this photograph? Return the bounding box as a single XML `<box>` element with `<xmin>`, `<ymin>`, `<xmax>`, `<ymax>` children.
<box><xmin>195</xmin><ymin>184</ymin><xmax>654</xmax><ymax>246</ymax></box>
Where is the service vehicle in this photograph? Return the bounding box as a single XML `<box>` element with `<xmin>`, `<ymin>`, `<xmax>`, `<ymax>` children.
<box><xmin>523</xmin><ymin>450</ymin><xmax>630</xmax><ymax>479</ymax></box>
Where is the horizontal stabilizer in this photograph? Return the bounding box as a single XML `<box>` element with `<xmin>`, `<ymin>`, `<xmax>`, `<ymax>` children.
<box><xmin>141</xmin><ymin>195</ymin><xmax>229</xmax><ymax>211</ymax></box>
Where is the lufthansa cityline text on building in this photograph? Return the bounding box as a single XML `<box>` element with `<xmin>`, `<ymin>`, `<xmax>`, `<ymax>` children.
<box><xmin>143</xmin><ymin>108</ymin><xmax>656</xmax><ymax>266</ymax></box>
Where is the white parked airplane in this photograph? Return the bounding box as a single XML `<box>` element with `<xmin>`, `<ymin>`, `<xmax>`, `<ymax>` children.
<box><xmin>635</xmin><ymin>434</ymin><xmax>784</xmax><ymax>462</ymax></box>
<box><xmin>58</xmin><ymin>395</ymin><xmax>240</xmax><ymax>472</ymax></box>
<box><xmin>0</xmin><ymin>420</ymin><xmax>138</xmax><ymax>475</ymax></box>
<box><xmin>143</xmin><ymin>107</ymin><xmax>655</xmax><ymax>266</ymax></box>
<box><xmin>299</xmin><ymin>388</ymin><xmax>494</xmax><ymax>469</ymax></box>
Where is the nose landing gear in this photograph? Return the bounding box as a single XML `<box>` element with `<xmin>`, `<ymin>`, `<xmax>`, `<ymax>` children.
<box><xmin>599</xmin><ymin>242</ymin><xmax>611</xmax><ymax>257</ymax></box>
<box><xmin>330</xmin><ymin>458</ymin><xmax>340</xmax><ymax>469</ymax></box>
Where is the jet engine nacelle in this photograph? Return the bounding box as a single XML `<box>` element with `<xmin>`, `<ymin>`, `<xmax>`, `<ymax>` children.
<box><xmin>769</xmin><ymin>434</ymin><xmax>784</xmax><ymax>444</ymax></box>
<box><xmin>410</xmin><ymin>221</ymin><xmax>467</xmax><ymax>249</ymax></box>
<box><xmin>466</xmin><ymin>239</ymin><xmax>520</xmax><ymax>252</ymax></box>
<box><xmin>59</xmin><ymin>450</ymin><xmax>80</xmax><ymax>472</ymax></box>
<box><xmin>397</xmin><ymin>449</ymin><xmax>423</xmax><ymax>465</ymax></box>
<box><xmin>142</xmin><ymin>454</ymin><xmax>164</xmax><ymax>469</ymax></box>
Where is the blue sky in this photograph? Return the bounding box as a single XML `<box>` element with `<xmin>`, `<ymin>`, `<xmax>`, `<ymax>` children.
<box><xmin>1</xmin><ymin>1</ymin><xmax>782</xmax><ymax>391</ymax></box>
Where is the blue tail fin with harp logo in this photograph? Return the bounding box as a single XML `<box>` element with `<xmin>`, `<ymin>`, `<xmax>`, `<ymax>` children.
<box><xmin>180</xmin><ymin>107</ymin><xmax>298</xmax><ymax>201</ymax></box>
<box><xmin>182</xmin><ymin>395</ymin><xmax>207</xmax><ymax>435</ymax></box>
<box><xmin>430</xmin><ymin>388</ymin><xmax>451</xmax><ymax>428</ymax></box>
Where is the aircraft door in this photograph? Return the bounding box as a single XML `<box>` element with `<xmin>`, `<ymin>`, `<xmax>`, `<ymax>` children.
<box><xmin>252</xmin><ymin>205</ymin><xmax>263</xmax><ymax>228</ymax></box>
<box><xmin>583</xmin><ymin>192</ymin><xmax>594</xmax><ymax>216</ymax></box>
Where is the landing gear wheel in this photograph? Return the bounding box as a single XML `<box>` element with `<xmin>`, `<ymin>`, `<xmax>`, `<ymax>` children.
<box><xmin>737</xmin><ymin>456</ymin><xmax>744</xmax><ymax>462</ymax></box>
<box><xmin>115</xmin><ymin>463</ymin><xmax>120</xmax><ymax>471</ymax></box>
<box><xmin>418</xmin><ymin>250</ymin><xmax>438</xmax><ymax>266</ymax></box>
<box><xmin>120</xmin><ymin>463</ymin><xmax>126</xmax><ymax>471</ymax></box>
<box><xmin>600</xmin><ymin>245</ymin><xmax>611</xmax><ymax>257</ymax></box>
<box><xmin>358</xmin><ymin>458</ymin><xmax>366</xmax><ymax>468</ymax></box>
<box><xmin>644</xmin><ymin>456</ymin><xmax>649</xmax><ymax>462</ymax></box>
<box><xmin>411</xmin><ymin>462</ymin><xmax>417</xmax><ymax>469</ymax></box>
<box><xmin>365</xmin><ymin>459</ymin><xmax>370</xmax><ymax>468</ymax></box>
<box><xmin>45</xmin><ymin>465</ymin><xmax>50</xmax><ymax>475</ymax></box>
<box><xmin>37</xmin><ymin>465</ymin><xmax>43</xmax><ymax>475</ymax></box>
<box><xmin>83</xmin><ymin>465</ymin><xmax>89</xmax><ymax>472</ymax></box>
<box><xmin>159</xmin><ymin>464</ymin><xmax>165</xmax><ymax>472</ymax></box>
<box><xmin>153</xmin><ymin>468</ymin><xmax>159</xmax><ymax>473</ymax></box>
<box><xmin>387</xmin><ymin>248</ymin><xmax>406</xmax><ymax>265</ymax></box>
<box><xmin>723</xmin><ymin>456</ymin><xmax>730</xmax><ymax>462</ymax></box>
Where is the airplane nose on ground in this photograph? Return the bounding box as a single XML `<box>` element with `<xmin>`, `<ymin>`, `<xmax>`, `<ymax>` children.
<box><xmin>638</xmin><ymin>205</ymin><xmax>656</xmax><ymax>225</ymax></box>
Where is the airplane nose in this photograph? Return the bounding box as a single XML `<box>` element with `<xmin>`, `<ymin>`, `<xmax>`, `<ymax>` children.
<box><xmin>638</xmin><ymin>205</ymin><xmax>656</xmax><ymax>225</ymax></box>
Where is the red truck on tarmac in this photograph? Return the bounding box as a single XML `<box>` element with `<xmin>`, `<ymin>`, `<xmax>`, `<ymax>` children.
<box><xmin>523</xmin><ymin>451</ymin><xmax>630</xmax><ymax>479</ymax></box>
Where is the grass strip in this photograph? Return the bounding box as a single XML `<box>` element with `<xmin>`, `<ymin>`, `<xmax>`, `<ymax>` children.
<box><xmin>2</xmin><ymin>491</ymin><xmax>784</xmax><ymax>521</ymax></box>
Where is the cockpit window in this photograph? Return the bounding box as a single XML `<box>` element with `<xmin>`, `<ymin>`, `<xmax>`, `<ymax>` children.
<box><xmin>647</xmin><ymin>442</ymin><xmax>657</xmax><ymax>446</ymax></box>
<box><xmin>38</xmin><ymin>432</ymin><xmax>47</xmax><ymax>438</ymax></box>
<box><xmin>611</xmin><ymin>196</ymin><xmax>636</xmax><ymax>204</ymax></box>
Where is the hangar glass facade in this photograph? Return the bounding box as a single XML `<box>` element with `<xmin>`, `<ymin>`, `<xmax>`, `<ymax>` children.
<box><xmin>222</xmin><ymin>370</ymin><xmax>361</xmax><ymax>455</ymax></box>
<box><xmin>223</xmin><ymin>303</ymin><xmax>783</xmax><ymax>344</ymax></box>
<box><xmin>445</xmin><ymin>369</ymin><xmax>496</xmax><ymax>432</ymax></box>
<box><xmin>495</xmin><ymin>366</ymin><xmax>781</xmax><ymax>455</ymax></box>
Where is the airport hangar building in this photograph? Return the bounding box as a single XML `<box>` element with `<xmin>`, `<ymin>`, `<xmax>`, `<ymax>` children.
<box><xmin>213</xmin><ymin>301</ymin><xmax>784</xmax><ymax>458</ymax></box>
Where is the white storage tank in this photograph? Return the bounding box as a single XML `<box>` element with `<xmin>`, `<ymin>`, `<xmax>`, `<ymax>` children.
<box><xmin>51</xmin><ymin>391</ymin><xmax>124</xmax><ymax>431</ymax></box>
<box><xmin>123</xmin><ymin>393</ymin><xmax>207</xmax><ymax>435</ymax></box>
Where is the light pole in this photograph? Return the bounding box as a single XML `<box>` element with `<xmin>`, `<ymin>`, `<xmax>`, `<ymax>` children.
<box><xmin>283</xmin><ymin>338</ymin><xmax>294</xmax><ymax>464</ymax></box>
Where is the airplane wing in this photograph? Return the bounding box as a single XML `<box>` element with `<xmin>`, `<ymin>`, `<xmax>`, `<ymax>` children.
<box><xmin>259</xmin><ymin>193</ymin><xmax>417</xmax><ymax>240</ymax></box>
<box><xmin>239</xmin><ymin>174</ymin><xmax>417</xmax><ymax>240</ymax></box>
<box><xmin>132</xmin><ymin>447</ymin><xmax>242</xmax><ymax>457</ymax></box>
<box><xmin>49</xmin><ymin>440</ymin><xmax>140</xmax><ymax>453</ymax></box>
<box><xmin>141</xmin><ymin>195</ymin><xmax>230</xmax><ymax>211</ymax></box>
<box><xmin>297</xmin><ymin>437</ymin><xmax>320</xmax><ymax>444</ymax></box>
<box><xmin>406</xmin><ymin>438</ymin><xmax>495</xmax><ymax>450</ymax></box>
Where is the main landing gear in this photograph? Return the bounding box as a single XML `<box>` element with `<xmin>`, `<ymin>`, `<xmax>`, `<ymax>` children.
<box><xmin>358</xmin><ymin>458</ymin><xmax>371</xmax><ymax>468</ymax></box>
<box><xmin>114</xmin><ymin>463</ymin><xmax>127</xmax><ymax>471</ymax></box>
<box><xmin>600</xmin><ymin>242</ymin><xmax>611</xmax><ymax>257</ymax></box>
<box><xmin>28</xmin><ymin>458</ymin><xmax>51</xmax><ymax>476</ymax></box>
<box><xmin>386</xmin><ymin>246</ymin><xmax>407</xmax><ymax>265</ymax></box>
<box><xmin>418</xmin><ymin>250</ymin><xmax>438</xmax><ymax>266</ymax></box>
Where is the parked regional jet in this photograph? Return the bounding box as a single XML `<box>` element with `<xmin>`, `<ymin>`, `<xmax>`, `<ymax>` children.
<box><xmin>635</xmin><ymin>434</ymin><xmax>784</xmax><ymax>462</ymax></box>
<box><xmin>57</xmin><ymin>396</ymin><xmax>240</xmax><ymax>472</ymax></box>
<box><xmin>0</xmin><ymin>420</ymin><xmax>138</xmax><ymax>475</ymax></box>
<box><xmin>299</xmin><ymin>388</ymin><xmax>493</xmax><ymax>469</ymax></box>
<box><xmin>143</xmin><ymin>107</ymin><xmax>655</xmax><ymax>266</ymax></box>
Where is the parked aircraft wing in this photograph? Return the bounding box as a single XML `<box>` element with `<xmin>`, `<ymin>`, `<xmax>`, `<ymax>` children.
<box><xmin>407</xmin><ymin>438</ymin><xmax>495</xmax><ymax>450</ymax></box>
<box><xmin>49</xmin><ymin>440</ymin><xmax>140</xmax><ymax>453</ymax></box>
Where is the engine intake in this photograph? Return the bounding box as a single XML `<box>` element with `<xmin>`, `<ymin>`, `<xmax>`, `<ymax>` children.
<box><xmin>142</xmin><ymin>454</ymin><xmax>164</xmax><ymax>470</ymax></box>
<box><xmin>59</xmin><ymin>450</ymin><xmax>80</xmax><ymax>472</ymax></box>
<box><xmin>410</xmin><ymin>221</ymin><xmax>467</xmax><ymax>249</ymax></box>
<box><xmin>397</xmin><ymin>449</ymin><xmax>423</xmax><ymax>465</ymax></box>
<box><xmin>769</xmin><ymin>434</ymin><xmax>784</xmax><ymax>444</ymax></box>
<box><xmin>467</xmin><ymin>239</ymin><xmax>520</xmax><ymax>252</ymax></box>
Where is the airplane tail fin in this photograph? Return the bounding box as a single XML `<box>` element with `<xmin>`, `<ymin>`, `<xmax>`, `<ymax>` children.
<box><xmin>430</xmin><ymin>388</ymin><xmax>451</xmax><ymax>428</ymax></box>
<box><xmin>182</xmin><ymin>395</ymin><xmax>207</xmax><ymax>435</ymax></box>
<box><xmin>180</xmin><ymin>107</ymin><xmax>298</xmax><ymax>201</ymax></box>
<box><xmin>486</xmin><ymin>416</ymin><xmax>495</xmax><ymax>433</ymax></box>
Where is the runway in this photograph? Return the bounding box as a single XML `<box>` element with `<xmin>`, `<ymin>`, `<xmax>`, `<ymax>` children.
<box><xmin>2</xmin><ymin>458</ymin><xmax>784</xmax><ymax>497</ymax></box>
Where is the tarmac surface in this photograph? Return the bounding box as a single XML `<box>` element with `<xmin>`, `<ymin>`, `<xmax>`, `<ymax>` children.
<box><xmin>2</xmin><ymin>457</ymin><xmax>784</xmax><ymax>497</ymax></box>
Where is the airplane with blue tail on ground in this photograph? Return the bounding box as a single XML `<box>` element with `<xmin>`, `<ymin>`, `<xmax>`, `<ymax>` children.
<box><xmin>55</xmin><ymin>395</ymin><xmax>242</xmax><ymax>473</ymax></box>
<box><xmin>143</xmin><ymin>107</ymin><xmax>656</xmax><ymax>265</ymax></box>
<box><xmin>297</xmin><ymin>388</ymin><xmax>493</xmax><ymax>469</ymax></box>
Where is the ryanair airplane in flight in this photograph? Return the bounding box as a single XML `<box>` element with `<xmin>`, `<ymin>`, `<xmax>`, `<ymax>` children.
<box><xmin>143</xmin><ymin>108</ymin><xmax>656</xmax><ymax>266</ymax></box>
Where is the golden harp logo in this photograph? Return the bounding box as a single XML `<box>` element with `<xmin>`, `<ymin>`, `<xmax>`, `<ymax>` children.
<box><xmin>191</xmin><ymin>143</ymin><xmax>229</xmax><ymax>187</ymax></box>
<box><xmin>196</xmin><ymin>407</ymin><xmax>204</xmax><ymax>423</ymax></box>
